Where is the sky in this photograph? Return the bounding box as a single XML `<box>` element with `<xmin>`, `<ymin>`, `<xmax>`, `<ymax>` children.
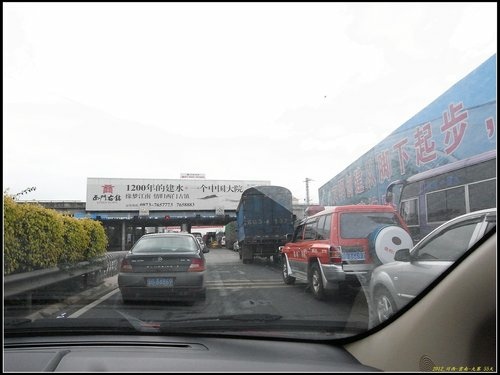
<box><xmin>3</xmin><ymin>2</ymin><xmax>497</xmax><ymax>205</ymax></box>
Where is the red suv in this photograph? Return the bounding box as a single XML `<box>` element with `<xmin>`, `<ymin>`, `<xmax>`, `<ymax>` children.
<box><xmin>280</xmin><ymin>205</ymin><xmax>411</xmax><ymax>300</ymax></box>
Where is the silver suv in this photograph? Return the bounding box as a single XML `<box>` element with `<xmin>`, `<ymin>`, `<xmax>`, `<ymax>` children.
<box><xmin>369</xmin><ymin>208</ymin><xmax>496</xmax><ymax>325</ymax></box>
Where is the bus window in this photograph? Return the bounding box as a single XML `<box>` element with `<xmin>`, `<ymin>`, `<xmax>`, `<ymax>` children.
<box><xmin>469</xmin><ymin>179</ymin><xmax>496</xmax><ymax>212</ymax></box>
<box><xmin>401</xmin><ymin>198</ymin><xmax>419</xmax><ymax>226</ymax></box>
<box><xmin>426</xmin><ymin>186</ymin><xmax>466</xmax><ymax>223</ymax></box>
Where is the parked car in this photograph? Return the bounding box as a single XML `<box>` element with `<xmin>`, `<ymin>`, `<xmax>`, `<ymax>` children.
<box><xmin>369</xmin><ymin>208</ymin><xmax>496</xmax><ymax>324</ymax></box>
<box><xmin>118</xmin><ymin>233</ymin><xmax>209</xmax><ymax>304</ymax></box>
<box><xmin>280</xmin><ymin>205</ymin><xmax>412</xmax><ymax>299</ymax></box>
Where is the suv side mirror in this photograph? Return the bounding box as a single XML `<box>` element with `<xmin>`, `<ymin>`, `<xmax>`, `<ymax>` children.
<box><xmin>394</xmin><ymin>248</ymin><xmax>411</xmax><ymax>261</ymax></box>
<box><xmin>285</xmin><ymin>233</ymin><xmax>293</xmax><ymax>242</ymax></box>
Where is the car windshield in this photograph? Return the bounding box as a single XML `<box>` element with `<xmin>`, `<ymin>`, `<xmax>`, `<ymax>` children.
<box><xmin>4</xmin><ymin>2</ymin><xmax>496</xmax><ymax>345</ymax></box>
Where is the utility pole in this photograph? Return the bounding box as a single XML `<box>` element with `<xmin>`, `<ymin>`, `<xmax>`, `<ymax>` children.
<box><xmin>304</xmin><ymin>178</ymin><xmax>313</xmax><ymax>205</ymax></box>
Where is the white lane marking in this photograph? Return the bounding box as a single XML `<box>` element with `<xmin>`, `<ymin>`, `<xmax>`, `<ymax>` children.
<box><xmin>69</xmin><ymin>289</ymin><xmax>120</xmax><ymax>318</ymax></box>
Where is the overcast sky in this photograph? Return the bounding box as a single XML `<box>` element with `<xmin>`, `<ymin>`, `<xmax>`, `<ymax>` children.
<box><xmin>3</xmin><ymin>2</ymin><xmax>497</xmax><ymax>204</ymax></box>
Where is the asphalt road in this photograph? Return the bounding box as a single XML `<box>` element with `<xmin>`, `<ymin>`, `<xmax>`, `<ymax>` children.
<box><xmin>51</xmin><ymin>248</ymin><xmax>370</xmax><ymax>329</ymax></box>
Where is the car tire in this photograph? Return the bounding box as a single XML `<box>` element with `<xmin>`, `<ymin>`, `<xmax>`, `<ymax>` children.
<box><xmin>282</xmin><ymin>258</ymin><xmax>295</xmax><ymax>285</ymax></box>
<box><xmin>121</xmin><ymin>293</ymin><xmax>133</xmax><ymax>304</ymax></box>
<box><xmin>310</xmin><ymin>263</ymin><xmax>325</xmax><ymax>300</ymax></box>
<box><xmin>374</xmin><ymin>287</ymin><xmax>397</xmax><ymax>324</ymax></box>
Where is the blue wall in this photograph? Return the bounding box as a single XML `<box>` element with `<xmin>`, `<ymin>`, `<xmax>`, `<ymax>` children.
<box><xmin>319</xmin><ymin>54</ymin><xmax>497</xmax><ymax>206</ymax></box>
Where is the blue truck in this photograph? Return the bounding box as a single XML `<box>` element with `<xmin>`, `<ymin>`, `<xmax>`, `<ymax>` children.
<box><xmin>236</xmin><ymin>185</ymin><xmax>295</xmax><ymax>264</ymax></box>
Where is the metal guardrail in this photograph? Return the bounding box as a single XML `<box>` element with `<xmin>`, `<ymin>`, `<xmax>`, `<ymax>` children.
<box><xmin>4</xmin><ymin>251</ymin><xmax>129</xmax><ymax>299</ymax></box>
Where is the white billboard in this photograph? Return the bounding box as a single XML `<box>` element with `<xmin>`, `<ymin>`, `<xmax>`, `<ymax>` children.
<box><xmin>180</xmin><ymin>173</ymin><xmax>206</xmax><ymax>179</ymax></box>
<box><xmin>86</xmin><ymin>178</ymin><xmax>270</xmax><ymax>212</ymax></box>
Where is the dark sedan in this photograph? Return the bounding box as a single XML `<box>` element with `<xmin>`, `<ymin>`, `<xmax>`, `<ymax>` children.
<box><xmin>118</xmin><ymin>233</ymin><xmax>209</xmax><ymax>304</ymax></box>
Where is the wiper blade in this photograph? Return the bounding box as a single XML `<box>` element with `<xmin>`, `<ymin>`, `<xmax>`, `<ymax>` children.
<box><xmin>115</xmin><ymin>312</ymin><xmax>283</xmax><ymax>334</ymax></box>
<box><xmin>4</xmin><ymin>318</ymin><xmax>33</xmax><ymax>328</ymax></box>
<box><xmin>180</xmin><ymin>313</ymin><xmax>283</xmax><ymax>322</ymax></box>
<box><xmin>159</xmin><ymin>315</ymin><xmax>365</xmax><ymax>335</ymax></box>
<box><xmin>115</xmin><ymin>312</ymin><xmax>367</xmax><ymax>337</ymax></box>
<box><xmin>4</xmin><ymin>317</ymin><xmax>138</xmax><ymax>336</ymax></box>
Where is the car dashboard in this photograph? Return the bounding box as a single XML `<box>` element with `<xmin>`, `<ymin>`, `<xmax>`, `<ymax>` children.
<box><xmin>4</xmin><ymin>334</ymin><xmax>380</xmax><ymax>372</ymax></box>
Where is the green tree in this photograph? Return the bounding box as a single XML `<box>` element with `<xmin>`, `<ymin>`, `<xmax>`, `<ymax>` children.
<box><xmin>4</xmin><ymin>195</ymin><xmax>22</xmax><ymax>275</ymax></box>
<box><xmin>81</xmin><ymin>218</ymin><xmax>108</xmax><ymax>260</ymax></box>
<box><xmin>15</xmin><ymin>202</ymin><xmax>65</xmax><ymax>272</ymax></box>
<box><xmin>60</xmin><ymin>216</ymin><xmax>90</xmax><ymax>264</ymax></box>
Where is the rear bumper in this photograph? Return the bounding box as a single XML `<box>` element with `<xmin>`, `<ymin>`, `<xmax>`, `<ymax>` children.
<box><xmin>118</xmin><ymin>272</ymin><xmax>205</xmax><ymax>300</ymax></box>
<box><xmin>320</xmin><ymin>263</ymin><xmax>374</xmax><ymax>288</ymax></box>
<box><xmin>119</xmin><ymin>286</ymin><xmax>206</xmax><ymax>301</ymax></box>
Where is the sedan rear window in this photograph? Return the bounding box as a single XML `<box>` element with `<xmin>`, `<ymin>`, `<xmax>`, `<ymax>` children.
<box><xmin>132</xmin><ymin>236</ymin><xmax>198</xmax><ymax>253</ymax></box>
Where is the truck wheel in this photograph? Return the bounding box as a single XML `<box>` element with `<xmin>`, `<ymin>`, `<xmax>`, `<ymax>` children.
<box><xmin>310</xmin><ymin>263</ymin><xmax>325</xmax><ymax>300</ymax></box>
<box><xmin>282</xmin><ymin>259</ymin><xmax>295</xmax><ymax>285</ymax></box>
<box><xmin>241</xmin><ymin>245</ymin><xmax>254</xmax><ymax>264</ymax></box>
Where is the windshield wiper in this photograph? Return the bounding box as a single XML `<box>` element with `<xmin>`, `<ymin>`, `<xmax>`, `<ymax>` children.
<box><xmin>181</xmin><ymin>313</ymin><xmax>283</xmax><ymax>322</ymax></box>
<box><xmin>4</xmin><ymin>318</ymin><xmax>33</xmax><ymax>328</ymax></box>
<box><xmin>115</xmin><ymin>311</ymin><xmax>283</xmax><ymax>334</ymax></box>
<box><xmin>4</xmin><ymin>317</ymin><xmax>138</xmax><ymax>336</ymax></box>
<box><xmin>158</xmin><ymin>314</ymin><xmax>366</xmax><ymax>337</ymax></box>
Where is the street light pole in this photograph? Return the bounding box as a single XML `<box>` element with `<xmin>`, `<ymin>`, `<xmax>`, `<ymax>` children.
<box><xmin>304</xmin><ymin>178</ymin><xmax>313</xmax><ymax>205</ymax></box>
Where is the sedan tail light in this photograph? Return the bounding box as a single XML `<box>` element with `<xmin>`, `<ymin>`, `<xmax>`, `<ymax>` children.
<box><xmin>188</xmin><ymin>258</ymin><xmax>206</xmax><ymax>272</ymax></box>
<box><xmin>120</xmin><ymin>258</ymin><xmax>133</xmax><ymax>273</ymax></box>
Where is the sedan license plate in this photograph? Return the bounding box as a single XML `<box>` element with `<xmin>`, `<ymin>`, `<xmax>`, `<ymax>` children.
<box><xmin>146</xmin><ymin>277</ymin><xmax>174</xmax><ymax>288</ymax></box>
<box><xmin>342</xmin><ymin>251</ymin><xmax>365</xmax><ymax>261</ymax></box>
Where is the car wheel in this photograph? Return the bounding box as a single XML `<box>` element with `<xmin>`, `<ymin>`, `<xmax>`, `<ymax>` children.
<box><xmin>374</xmin><ymin>287</ymin><xmax>397</xmax><ymax>323</ymax></box>
<box><xmin>310</xmin><ymin>263</ymin><xmax>325</xmax><ymax>300</ymax></box>
<box><xmin>282</xmin><ymin>258</ymin><xmax>295</xmax><ymax>285</ymax></box>
<box><xmin>121</xmin><ymin>293</ymin><xmax>133</xmax><ymax>304</ymax></box>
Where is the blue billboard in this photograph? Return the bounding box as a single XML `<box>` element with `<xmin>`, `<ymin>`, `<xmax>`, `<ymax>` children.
<box><xmin>319</xmin><ymin>54</ymin><xmax>497</xmax><ymax>206</ymax></box>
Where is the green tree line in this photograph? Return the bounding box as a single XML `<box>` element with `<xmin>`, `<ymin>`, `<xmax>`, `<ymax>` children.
<box><xmin>3</xmin><ymin>195</ymin><xmax>108</xmax><ymax>275</ymax></box>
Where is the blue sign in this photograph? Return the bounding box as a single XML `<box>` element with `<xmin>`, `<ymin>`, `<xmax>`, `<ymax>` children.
<box><xmin>319</xmin><ymin>54</ymin><xmax>497</xmax><ymax>206</ymax></box>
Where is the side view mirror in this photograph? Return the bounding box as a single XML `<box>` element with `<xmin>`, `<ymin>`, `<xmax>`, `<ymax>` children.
<box><xmin>202</xmin><ymin>246</ymin><xmax>210</xmax><ymax>253</ymax></box>
<box><xmin>394</xmin><ymin>248</ymin><xmax>411</xmax><ymax>261</ymax></box>
<box><xmin>285</xmin><ymin>233</ymin><xmax>293</xmax><ymax>242</ymax></box>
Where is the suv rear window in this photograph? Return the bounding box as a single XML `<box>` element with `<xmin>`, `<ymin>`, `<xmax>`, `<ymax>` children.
<box><xmin>340</xmin><ymin>212</ymin><xmax>401</xmax><ymax>239</ymax></box>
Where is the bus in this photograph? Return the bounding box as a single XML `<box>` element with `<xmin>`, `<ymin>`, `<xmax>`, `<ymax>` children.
<box><xmin>386</xmin><ymin>149</ymin><xmax>496</xmax><ymax>242</ymax></box>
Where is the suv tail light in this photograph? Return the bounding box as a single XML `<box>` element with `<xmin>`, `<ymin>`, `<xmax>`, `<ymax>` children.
<box><xmin>120</xmin><ymin>258</ymin><xmax>133</xmax><ymax>273</ymax></box>
<box><xmin>188</xmin><ymin>258</ymin><xmax>206</xmax><ymax>272</ymax></box>
<box><xmin>329</xmin><ymin>246</ymin><xmax>342</xmax><ymax>264</ymax></box>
